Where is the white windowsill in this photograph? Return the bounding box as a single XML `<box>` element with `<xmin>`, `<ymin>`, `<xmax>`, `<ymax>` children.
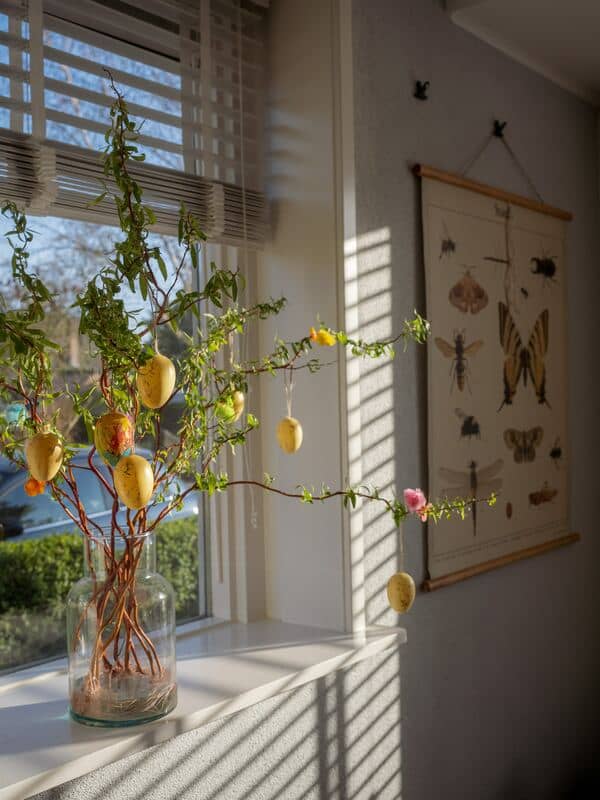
<box><xmin>0</xmin><ymin>619</ymin><xmax>406</xmax><ymax>800</ymax></box>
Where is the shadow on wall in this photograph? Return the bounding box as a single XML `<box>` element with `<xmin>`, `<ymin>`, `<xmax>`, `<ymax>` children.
<box><xmin>29</xmin><ymin>648</ymin><xmax>403</xmax><ymax>800</ymax></box>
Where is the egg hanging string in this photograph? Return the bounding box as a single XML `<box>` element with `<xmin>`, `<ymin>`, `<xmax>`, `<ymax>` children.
<box><xmin>284</xmin><ymin>367</ymin><xmax>295</xmax><ymax>418</ymax></box>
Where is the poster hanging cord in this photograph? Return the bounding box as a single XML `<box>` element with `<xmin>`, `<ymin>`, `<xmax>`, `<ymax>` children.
<box><xmin>461</xmin><ymin>120</ymin><xmax>544</xmax><ymax>205</ymax></box>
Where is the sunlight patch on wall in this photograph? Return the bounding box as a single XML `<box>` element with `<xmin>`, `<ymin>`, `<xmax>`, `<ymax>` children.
<box><xmin>343</xmin><ymin>226</ymin><xmax>396</xmax><ymax>630</ymax></box>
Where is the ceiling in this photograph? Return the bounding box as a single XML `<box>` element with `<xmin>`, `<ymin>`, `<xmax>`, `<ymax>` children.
<box><xmin>447</xmin><ymin>0</ymin><xmax>600</xmax><ymax>106</ymax></box>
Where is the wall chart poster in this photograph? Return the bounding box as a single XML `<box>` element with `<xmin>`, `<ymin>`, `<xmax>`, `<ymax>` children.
<box><xmin>417</xmin><ymin>166</ymin><xmax>575</xmax><ymax>587</ymax></box>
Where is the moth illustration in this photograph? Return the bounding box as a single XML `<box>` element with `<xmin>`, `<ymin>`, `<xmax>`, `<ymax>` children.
<box><xmin>549</xmin><ymin>437</ymin><xmax>562</xmax><ymax>468</ymax></box>
<box><xmin>503</xmin><ymin>427</ymin><xmax>543</xmax><ymax>463</ymax></box>
<box><xmin>439</xmin><ymin>459</ymin><xmax>503</xmax><ymax>537</ymax></box>
<box><xmin>435</xmin><ymin>331</ymin><xmax>483</xmax><ymax>393</ymax></box>
<box><xmin>439</xmin><ymin>221</ymin><xmax>456</xmax><ymax>260</ymax></box>
<box><xmin>455</xmin><ymin>408</ymin><xmax>481</xmax><ymax>440</ymax></box>
<box><xmin>448</xmin><ymin>269</ymin><xmax>488</xmax><ymax>314</ymax></box>
<box><xmin>498</xmin><ymin>302</ymin><xmax>549</xmax><ymax>409</ymax></box>
<box><xmin>529</xmin><ymin>482</ymin><xmax>557</xmax><ymax>506</ymax></box>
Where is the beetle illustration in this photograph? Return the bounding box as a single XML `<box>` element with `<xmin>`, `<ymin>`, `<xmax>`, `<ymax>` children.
<box><xmin>455</xmin><ymin>408</ymin><xmax>481</xmax><ymax>440</ymax></box>
<box><xmin>549</xmin><ymin>437</ymin><xmax>563</xmax><ymax>468</ymax></box>
<box><xmin>531</xmin><ymin>255</ymin><xmax>557</xmax><ymax>285</ymax></box>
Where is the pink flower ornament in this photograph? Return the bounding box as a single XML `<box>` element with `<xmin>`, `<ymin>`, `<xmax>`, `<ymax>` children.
<box><xmin>403</xmin><ymin>488</ymin><xmax>428</xmax><ymax>520</ymax></box>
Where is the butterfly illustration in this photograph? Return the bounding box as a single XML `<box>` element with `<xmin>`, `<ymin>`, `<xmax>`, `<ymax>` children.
<box><xmin>435</xmin><ymin>331</ymin><xmax>483</xmax><ymax>392</ymax></box>
<box><xmin>498</xmin><ymin>302</ymin><xmax>549</xmax><ymax>409</ymax></box>
<box><xmin>504</xmin><ymin>427</ymin><xmax>543</xmax><ymax>463</ymax></box>
<box><xmin>439</xmin><ymin>459</ymin><xmax>503</xmax><ymax>536</ymax></box>
<box><xmin>449</xmin><ymin>270</ymin><xmax>488</xmax><ymax>314</ymax></box>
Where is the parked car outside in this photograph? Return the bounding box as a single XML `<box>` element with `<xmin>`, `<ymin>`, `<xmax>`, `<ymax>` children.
<box><xmin>0</xmin><ymin>448</ymin><xmax>198</xmax><ymax>541</ymax></box>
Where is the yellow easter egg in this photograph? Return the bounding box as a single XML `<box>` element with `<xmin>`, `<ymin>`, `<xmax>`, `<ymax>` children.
<box><xmin>136</xmin><ymin>353</ymin><xmax>176</xmax><ymax>409</ymax></box>
<box><xmin>232</xmin><ymin>391</ymin><xmax>245</xmax><ymax>422</ymax></box>
<box><xmin>114</xmin><ymin>454</ymin><xmax>154</xmax><ymax>509</ymax></box>
<box><xmin>276</xmin><ymin>416</ymin><xmax>303</xmax><ymax>454</ymax></box>
<box><xmin>25</xmin><ymin>432</ymin><xmax>64</xmax><ymax>482</ymax></box>
<box><xmin>94</xmin><ymin>411</ymin><xmax>134</xmax><ymax>467</ymax></box>
<box><xmin>386</xmin><ymin>572</ymin><xmax>416</xmax><ymax>613</ymax></box>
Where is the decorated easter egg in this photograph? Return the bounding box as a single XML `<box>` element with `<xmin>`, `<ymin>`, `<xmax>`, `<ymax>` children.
<box><xmin>24</xmin><ymin>432</ymin><xmax>63</xmax><ymax>482</ymax></box>
<box><xmin>114</xmin><ymin>454</ymin><xmax>154</xmax><ymax>509</ymax></box>
<box><xmin>276</xmin><ymin>417</ymin><xmax>303</xmax><ymax>454</ymax></box>
<box><xmin>386</xmin><ymin>572</ymin><xmax>416</xmax><ymax>613</ymax></box>
<box><xmin>94</xmin><ymin>411</ymin><xmax>134</xmax><ymax>466</ymax></box>
<box><xmin>136</xmin><ymin>353</ymin><xmax>176</xmax><ymax>409</ymax></box>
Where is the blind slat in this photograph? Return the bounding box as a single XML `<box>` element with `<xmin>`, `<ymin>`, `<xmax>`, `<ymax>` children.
<box><xmin>0</xmin><ymin>0</ymin><xmax>267</xmax><ymax>247</ymax></box>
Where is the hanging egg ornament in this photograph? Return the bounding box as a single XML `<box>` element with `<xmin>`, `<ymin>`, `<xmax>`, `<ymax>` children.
<box><xmin>94</xmin><ymin>411</ymin><xmax>134</xmax><ymax>467</ymax></box>
<box><xmin>276</xmin><ymin>417</ymin><xmax>303</xmax><ymax>454</ymax></box>
<box><xmin>137</xmin><ymin>353</ymin><xmax>176</xmax><ymax>409</ymax></box>
<box><xmin>232</xmin><ymin>391</ymin><xmax>245</xmax><ymax>422</ymax></box>
<box><xmin>114</xmin><ymin>454</ymin><xmax>154</xmax><ymax>509</ymax></box>
<box><xmin>386</xmin><ymin>572</ymin><xmax>416</xmax><ymax>613</ymax></box>
<box><xmin>25</xmin><ymin>432</ymin><xmax>64</xmax><ymax>482</ymax></box>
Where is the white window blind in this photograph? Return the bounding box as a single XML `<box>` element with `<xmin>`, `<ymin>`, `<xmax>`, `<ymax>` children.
<box><xmin>0</xmin><ymin>0</ymin><xmax>266</xmax><ymax>246</ymax></box>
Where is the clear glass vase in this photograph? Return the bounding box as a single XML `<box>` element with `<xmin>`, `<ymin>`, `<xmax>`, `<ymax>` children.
<box><xmin>66</xmin><ymin>528</ymin><xmax>177</xmax><ymax>727</ymax></box>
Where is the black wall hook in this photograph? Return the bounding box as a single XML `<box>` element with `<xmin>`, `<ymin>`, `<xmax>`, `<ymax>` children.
<box><xmin>493</xmin><ymin>120</ymin><xmax>507</xmax><ymax>138</ymax></box>
<box><xmin>414</xmin><ymin>80</ymin><xmax>430</xmax><ymax>101</ymax></box>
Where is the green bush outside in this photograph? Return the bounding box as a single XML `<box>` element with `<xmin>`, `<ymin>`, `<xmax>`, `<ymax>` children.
<box><xmin>0</xmin><ymin>516</ymin><xmax>200</xmax><ymax>673</ymax></box>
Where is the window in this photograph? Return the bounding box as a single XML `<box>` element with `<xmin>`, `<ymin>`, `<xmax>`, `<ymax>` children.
<box><xmin>0</xmin><ymin>215</ymin><xmax>209</xmax><ymax>672</ymax></box>
<box><xmin>0</xmin><ymin>0</ymin><xmax>267</xmax><ymax>672</ymax></box>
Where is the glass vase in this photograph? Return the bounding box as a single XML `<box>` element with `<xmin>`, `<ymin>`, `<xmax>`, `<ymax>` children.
<box><xmin>66</xmin><ymin>528</ymin><xmax>177</xmax><ymax>727</ymax></box>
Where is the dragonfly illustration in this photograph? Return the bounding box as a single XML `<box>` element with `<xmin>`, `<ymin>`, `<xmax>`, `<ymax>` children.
<box><xmin>438</xmin><ymin>459</ymin><xmax>503</xmax><ymax>537</ymax></box>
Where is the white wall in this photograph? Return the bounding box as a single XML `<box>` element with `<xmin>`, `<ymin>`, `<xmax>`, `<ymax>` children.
<box><xmin>352</xmin><ymin>1</ymin><xmax>600</xmax><ymax>797</ymax></box>
<box><xmin>259</xmin><ymin>0</ymin><xmax>348</xmax><ymax>631</ymax></box>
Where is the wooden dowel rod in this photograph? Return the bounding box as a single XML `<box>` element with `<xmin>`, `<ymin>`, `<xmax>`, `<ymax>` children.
<box><xmin>413</xmin><ymin>163</ymin><xmax>573</xmax><ymax>221</ymax></box>
<box><xmin>423</xmin><ymin>532</ymin><xmax>580</xmax><ymax>592</ymax></box>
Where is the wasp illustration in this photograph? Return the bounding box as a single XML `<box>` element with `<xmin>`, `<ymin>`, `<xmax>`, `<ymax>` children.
<box><xmin>549</xmin><ymin>437</ymin><xmax>562</xmax><ymax>468</ymax></box>
<box><xmin>529</xmin><ymin>482</ymin><xmax>558</xmax><ymax>506</ymax></box>
<box><xmin>439</xmin><ymin>459</ymin><xmax>503</xmax><ymax>536</ymax></box>
<box><xmin>439</xmin><ymin>221</ymin><xmax>456</xmax><ymax>260</ymax></box>
<box><xmin>531</xmin><ymin>255</ymin><xmax>557</xmax><ymax>285</ymax></box>
<box><xmin>455</xmin><ymin>408</ymin><xmax>481</xmax><ymax>440</ymax></box>
<box><xmin>435</xmin><ymin>331</ymin><xmax>483</xmax><ymax>393</ymax></box>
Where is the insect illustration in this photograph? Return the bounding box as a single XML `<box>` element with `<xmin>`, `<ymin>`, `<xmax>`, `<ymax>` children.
<box><xmin>503</xmin><ymin>427</ymin><xmax>543</xmax><ymax>463</ymax></box>
<box><xmin>455</xmin><ymin>408</ymin><xmax>481</xmax><ymax>440</ymax></box>
<box><xmin>531</xmin><ymin>255</ymin><xmax>557</xmax><ymax>285</ymax></box>
<box><xmin>439</xmin><ymin>459</ymin><xmax>503</xmax><ymax>536</ymax></box>
<box><xmin>439</xmin><ymin>221</ymin><xmax>456</xmax><ymax>260</ymax></box>
<box><xmin>529</xmin><ymin>482</ymin><xmax>558</xmax><ymax>506</ymax></box>
<box><xmin>549</xmin><ymin>437</ymin><xmax>562</xmax><ymax>468</ymax></box>
<box><xmin>448</xmin><ymin>269</ymin><xmax>488</xmax><ymax>314</ymax></box>
<box><xmin>521</xmin><ymin>287</ymin><xmax>529</xmax><ymax>299</ymax></box>
<box><xmin>435</xmin><ymin>331</ymin><xmax>483</xmax><ymax>393</ymax></box>
<box><xmin>498</xmin><ymin>302</ymin><xmax>549</xmax><ymax>409</ymax></box>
